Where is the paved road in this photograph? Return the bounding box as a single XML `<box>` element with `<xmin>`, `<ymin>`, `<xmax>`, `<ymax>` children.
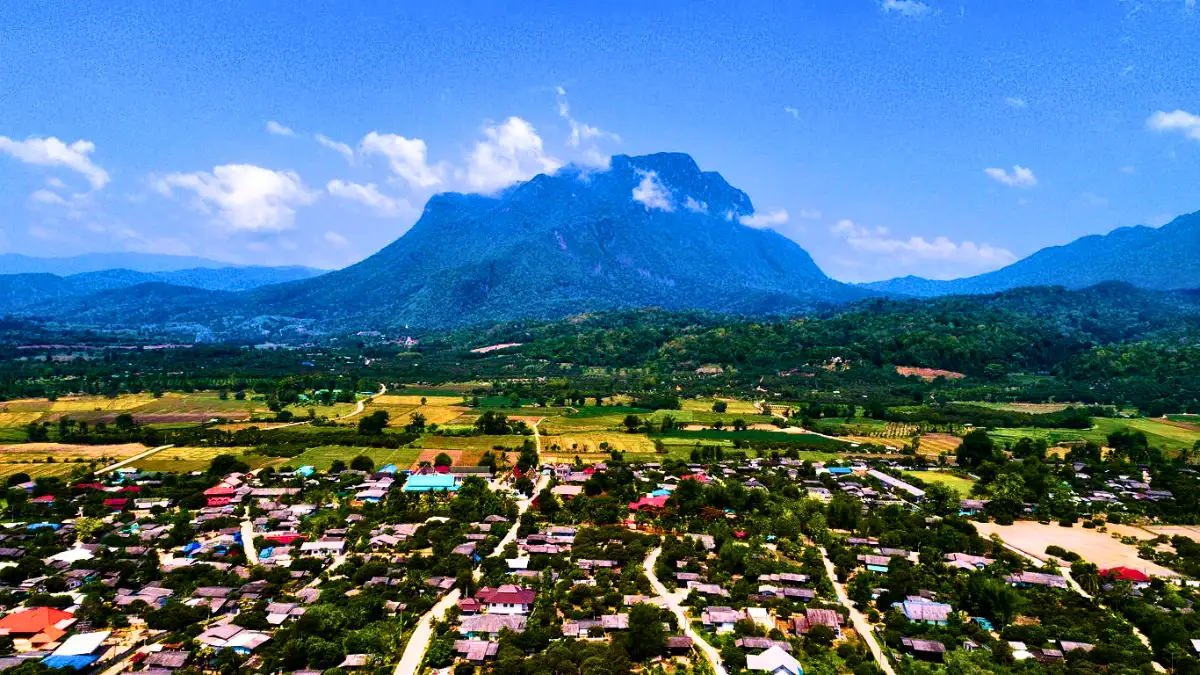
<box><xmin>97</xmin><ymin>444</ymin><xmax>174</xmax><ymax>475</ymax></box>
<box><xmin>643</xmin><ymin>547</ymin><xmax>728</xmax><ymax>675</ymax></box>
<box><xmin>817</xmin><ymin>546</ymin><xmax>897</xmax><ymax>675</ymax></box>
<box><xmin>393</xmin><ymin>420</ymin><xmax>546</xmax><ymax>675</ymax></box>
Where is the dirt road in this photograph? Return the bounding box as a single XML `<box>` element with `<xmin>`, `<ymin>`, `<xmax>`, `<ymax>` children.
<box><xmin>97</xmin><ymin>444</ymin><xmax>174</xmax><ymax>475</ymax></box>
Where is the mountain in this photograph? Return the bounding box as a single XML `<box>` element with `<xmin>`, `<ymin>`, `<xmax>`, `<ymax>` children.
<box><xmin>0</xmin><ymin>252</ymin><xmax>245</xmax><ymax>275</ymax></box>
<box><xmin>862</xmin><ymin>210</ymin><xmax>1200</xmax><ymax>297</ymax></box>
<box><xmin>15</xmin><ymin>153</ymin><xmax>870</xmax><ymax>331</ymax></box>
<box><xmin>0</xmin><ymin>266</ymin><xmax>326</xmax><ymax>314</ymax></box>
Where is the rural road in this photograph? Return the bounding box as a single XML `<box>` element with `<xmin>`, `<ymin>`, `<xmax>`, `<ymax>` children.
<box><xmin>393</xmin><ymin>472</ymin><xmax>547</xmax><ymax>675</ymax></box>
<box><xmin>338</xmin><ymin>383</ymin><xmax>387</xmax><ymax>420</ymax></box>
<box><xmin>643</xmin><ymin>547</ymin><xmax>728</xmax><ymax>675</ymax></box>
<box><xmin>240</xmin><ymin>517</ymin><xmax>259</xmax><ymax>565</ymax></box>
<box><xmin>818</xmin><ymin>546</ymin><xmax>896</xmax><ymax>675</ymax></box>
<box><xmin>97</xmin><ymin>444</ymin><xmax>174</xmax><ymax>475</ymax></box>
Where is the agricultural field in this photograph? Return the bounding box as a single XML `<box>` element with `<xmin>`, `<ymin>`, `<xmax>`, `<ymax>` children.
<box><xmin>282</xmin><ymin>445</ymin><xmax>423</xmax><ymax>472</ymax></box>
<box><xmin>903</xmin><ymin>470</ymin><xmax>975</xmax><ymax>496</ymax></box>
<box><xmin>965</xmin><ymin>401</ymin><xmax>1074</xmax><ymax>413</ymax></box>
<box><xmin>680</xmin><ymin>398</ymin><xmax>761</xmax><ymax>415</ymax></box>
<box><xmin>987</xmin><ymin>417</ymin><xmax>1200</xmax><ymax>455</ymax></box>
<box><xmin>650</xmin><ymin>428</ymin><xmax>849</xmax><ymax>449</ymax></box>
<box><xmin>974</xmin><ymin>521</ymin><xmax>1178</xmax><ymax>578</ymax></box>
<box><xmin>543</xmin><ymin>431</ymin><xmax>658</xmax><ymax>455</ymax></box>
<box><xmin>918</xmin><ymin>433</ymin><xmax>963</xmax><ymax>455</ymax></box>
<box><xmin>0</xmin><ymin>392</ymin><xmax>286</xmax><ymax>431</ymax></box>
<box><xmin>0</xmin><ymin>442</ymin><xmax>146</xmax><ymax>478</ymax></box>
<box><xmin>132</xmin><ymin>447</ymin><xmax>276</xmax><ymax>473</ymax></box>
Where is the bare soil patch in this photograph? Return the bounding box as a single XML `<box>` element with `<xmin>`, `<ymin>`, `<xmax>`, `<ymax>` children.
<box><xmin>974</xmin><ymin>521</ymin><xmax>1177</xmax><ymax>577</ymax></box>
<box><xmin>896</xmin><ymin>366</ymin><xmax>965</xmax><ymax>381</ymax></box>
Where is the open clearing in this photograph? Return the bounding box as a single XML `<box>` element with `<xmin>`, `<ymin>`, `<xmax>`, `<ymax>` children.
<box><xmin>974</xmin><ymin>521</ymin><xmax>1178</xmax><ymax>577</ymax></box>
<box><xmin>903</xmin><ymin>470</ymin><xmax>974</xmax><ymax>496</ymax></box>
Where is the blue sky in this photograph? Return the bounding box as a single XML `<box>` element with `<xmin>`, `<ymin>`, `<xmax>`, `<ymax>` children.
<box><xmin>1</xmin><ymin>1</ymin><xmax>1198</xmax><ymax>281</ymax></box>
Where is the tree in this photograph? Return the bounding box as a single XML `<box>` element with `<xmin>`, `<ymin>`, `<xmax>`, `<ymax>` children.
<box><xmin>920</xmin><ymin>482</ymin><xmax>958</xmax><ymax>518</ymax></box>
<box><xmin>623</xmin><ymin>415</ymin><xmax>642</xmax><ymax>433</ymax></box>
<box><xmin>350</xmin><ymin>455</ymin><xmax>375</xmax><ymax>472</ymax></box>
<box><xmin>406</xmin><ymin>411</ymin><xmax>427</xmax><ymax>432</ymax></box>
<box><xmin>731</xmin><ymin>419</ymin><xmax>748</xmax><ymax>431</ymax></box>
<box><xmin>624</xmin><ymin>603</ymin><xmax>667</xmax><ymax>660</ymax></box>
<box><xmin>74</xmin><ymin>517</ymin><xmax>104</xmax><ymax>542</ymax></box>
<box><xmin>434</xmin><ymin>452</ymin><xmax>453</xmax><ymax>467</ymax></box>
<box><xmin>956</xmin><ymin>430</ymin><xmax>997</xmax><ymax>469</ymax></box>
<box><xmin>329</xmin><ymin>459</ymin><xmax>347</xmax><ymax>474</ymax></box>
<box><xmin>5</xmin><ymin>473</ymin><xmax>30</xmax><ymax>487</ymax></box>
<box><xmin>989</xmin><ymin>473</ymin><xmax>1026</xmax><ymax>520</ymax></box>
<box><xmin>712</xmin><ymin>401</ymin><xmax>728</xmax><ymax>413</ymax></box>
<box><xmin>209</xmin><ymin>453</ymin><xmax>249</xmax><ymax>476</ymax></box>
<box><xmin>806</xmin><ymin>623</ymin><xmax>837</xmax><ymax>648</ymax></box>
<box><xmin>357</xmin><ymin>410</ymin><xmax>390</xmax><ymax>435</ymax></box>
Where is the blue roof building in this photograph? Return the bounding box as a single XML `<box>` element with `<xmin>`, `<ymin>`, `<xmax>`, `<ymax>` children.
<box><xmin>380</xmin><ymin>464</ymin><xmax>399</xmax><ymax>474</ymax></box>
<box><xmin>402</xmin><ymin>474</ymin><xmax>461</xmax><ymax>492</ymax></box>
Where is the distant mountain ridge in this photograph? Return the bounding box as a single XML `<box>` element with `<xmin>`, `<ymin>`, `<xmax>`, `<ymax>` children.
<box><xmin>0</xmin><ymin>265</ymin><xmax>326</xmax><ymax>314</ymax></box>
<box><xmin>15</xmin><ymin>153</ymin><xmax>871</xmax><ymax>332</ymax></box>
<box><xmin>0</xmin><ymin>252</ymin><xmax>259</xmax><ymax>275</ymax></box>
<box><xmin>862</xmin><ymin>210</ymin><xmax>1200</xmax><ymax>297</ymax></box>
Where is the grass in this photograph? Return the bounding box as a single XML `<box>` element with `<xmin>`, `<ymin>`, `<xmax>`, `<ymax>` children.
<box><xmin>133</xmin><ymin>447</ymin><xmax>277</xmax><ymax>473</ymax></box>
<box><xmin>903</xmin><ymin>470</ymin><xmax>975</xmax><ymax>496</ymax></box>
<box><xmin>283</xmin><ymin>446</ymin><xmax>423</xmax><ymax>472</ymax></box>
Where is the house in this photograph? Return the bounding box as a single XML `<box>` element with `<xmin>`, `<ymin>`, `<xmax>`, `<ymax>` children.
<box><xmin>792</xmin><ymin>608</ymin><xmax>842</xmax><ymax>638</ymax></box>
<box><xmin>266</xmin><ymin>603</ymin><xmax>306</xmax><ymax>625</ymax></box>
<box><xmin>144</xmin><ymin>650</ymin><xmax>191</xmax><ymax>669</ymax></box>
<box><xmin>475</xmin><ymin>585</ymin><xmax>536</xmax><ymax>615</ymax></box>
<box><xmin>194</xmin><ymin>625</ymin><xmax>271</xmax><ymax>654</ymax></box>
<box><xmin>746</xmin><ymin>645</ymin><xmax>803</xmax><ymax>675</ymax></box>
<box><xmin>667</xmin><ymin>636</ymin><xmax>694</xmax><ymax>654</ymax></box>
<box><xmin>736</xmin><ymin>638</ymin><xmax>792</xmax><ymax>652</ymax></box>
<box><xmin>901</xmin><ymin>638</ymin><xmax>946</xmax><ymax>661</ymax></box>
<box><xmin>629</xmin><ymin>496</ymin><xmax>669</xmax><ymax>511</ymax></box>
<box><xmin>899</xmin><ymin>600</ymin><xmax>952</xmax><ymax>625</ymax></box>
<box><xmin>1101</xmin><ymin>566</ymin><xmax>1152</xmax><ymax>587</ymax></box>
<box><xmin>41</xmin><ymin>630</ymin><xmax>111</xmax><ymax>671</ymax></box>
<box><xmin>551</xmin><ymin>485</ymin><xmax>583</xmax><ymax>499</ymax></box>
<box><xmin>701</xmin><ymin>607</ymin><xmax>745</xmax><ymax>633</ymax></box>
<box><xmin>455</xmin><ymin>639</ymin><xmax>499</xmax><ymax>662</ymax></box>
<box><xmin>402</xmin><ymin>474</ymin><xmax>461</xmax><ymax>492</ymax></box>
<box><xmin>1005</xmin><ymin>572</ymin><xmax>1068</xmax><ymax>589</ymax></box>
<box><xmin>945</xmin><ymin>553</ymin><xmax>994</xmax><ymax>571</ymax></box>
<box><xmin>0</xmin><ymin>606</ymin><xmax>75</xmax><ymax>649</ymax></box>
<box><xmin>858</xmin><ymin>555</ymin><xmax>891</xmax><ymax>573</ymax></box>
<box><xmin>460</xmin><ymin>614</ymin><xmax>527</xmax><ymax>638</ymax></box>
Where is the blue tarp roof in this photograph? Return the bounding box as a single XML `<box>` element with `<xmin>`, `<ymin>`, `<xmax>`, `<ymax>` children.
<box><xmin>651</xmin><ymin>489</ymin><xmax>671</xmax><ymax>497</ymax></box>
<box><xmin>402</xmin><ymin>474</ymin><xmax>459</xmax><ymax>492</ymax></box>
<box><xmin>380</xmin><ymin>464</ymin><xmax>399</xmax><ymax>474</ymax></box>
<box><xmin>27</xmin><ymin>522</ymin><xmax>60</xmax><ymax>531</ymax></box>
<box><xmin>41</xmin><ymin>655</ymin><xmax>100</xmax><ymax>670</ymax></box>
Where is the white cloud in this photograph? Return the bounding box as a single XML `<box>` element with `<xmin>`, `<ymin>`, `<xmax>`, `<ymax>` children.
<box><xmin>739</xmin><ymin>209</ymin><xmax>790</xmax><ymax>229</ymax></box>
<box><xmin>324</xmin><ymin>231</ymin><xmax>349</xmax><ymax>247</ymax></box>
<box><xmin>684</xmin><ymin>196</ymin><xmax>708</xmax><ymax>213</ymax></box>
<box><xmin>555</xmin><ymin>87</ymin><xmax>618</xmax><ymax>168</ymax></box>
<box><xmin>45</xmin><ymin>177</ymin><xmax>67</xmax><ymax>190</ymax></box>
<box><xmin>632</xmin><ymin>170</ymin><xmax>673</xmax><ymax>211</ymax></box>
<box><xmin>315</xmin><ymin>134</ymin><xmax>354</xmax><ymax>162</ymax></box>
<box><xmin>1120</xmin><ymin>165</ymin><xmax>1136</xmax><ymax>174</ymax></box>
<box><xmin>29</xmin><ymin>189</ymin><xmax>67</xmax><ymax>206</ymax></box>
<box><xmin>984</xmin><ymin>165</ymin><xmax>1037</xmax><ymax>188</ymax></box>
<box><xmin>1147</xmin><ymin>109</ymin><xmax>1200</xmax><ymax>141</ymax></box>
<box><xmin>360</xmin><ymin>132</ymin><xmax>444</xmax><ymax>189</ymax></box>
<box><xmin>831</xmin><ymin>219</ymin><xmax>1016</xmax><ymax>267</ymax></box>
<box><xmin>783</xmin><ymin>107</ymin><xmax>800</xmax><ymax>119</ymax></box>
<box><xmin>266</xmin><ymin>120</ymin><xmax>295</xmax><ymax>137</ymax></box>
<box><xmin>1075</xmin><ymin>191</ymin><xmax>1109</xmax><ymax>208</ymax></box>
<box><xmin>0</xmin><ymin>136</ymin><xmax>110</xmax><ymax>189</ymax></box>
<box><xmin>326</xmin><ymin>179</ymin><xmax>411</xmax><ymax>217</ymax></box>
<box><xmin>156</xmin><ymin>164</ymin><xmax>317</xmax><ymax>232</ymax></box>
<box><xmin>1004</xmin><ymin>97</ymin><xmax>1027</xmax><ymax>109</ymax></box>
<box><xmin>460</xmin><ymin>117</ymin><xmax>562</xmax><ymax>193</ymax></box>
<box><xmin>798</xmin><ymin>209</ymin><xmax>823</xmax><ymax>220</ymax></box>
<box><xmin>881</xmin><ymin>0</ymin><xmax>932</xmax><ymax>16</ymax></box>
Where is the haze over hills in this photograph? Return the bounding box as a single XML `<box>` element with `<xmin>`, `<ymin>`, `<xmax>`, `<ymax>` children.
<box><xmin>0</xmin><ymin>265</ymin><xmax>326</xmax><ymax>315</ymax></box>
<box><xmin>0</xmin><ymin>252</ymin><xmax>252</xmax><ymax>275</ymax></box>
<box><xmin>862</xmin><ymin>210</ymin><xmax>1200</xmax><ymax>297</ymax></box>
<box><xmin>15</xmin><ymin>153</ymin><xmax>872</xmax><ymax>331</ymax></box>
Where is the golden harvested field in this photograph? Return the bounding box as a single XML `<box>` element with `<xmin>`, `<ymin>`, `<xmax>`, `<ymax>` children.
<box><xmin>376</xmin><ymin>394</ymin><xmax>465</xmax><ymax>407</ymax></box>
<box><xmin>920</xmin><ymin>433</ymin><xmax>963</xmax><ymax>455</ymax></box>
<box><xmin>0</xmin><ymin>442</ymin><xmax>146</xmax><ymax>478</ymax></box>
<box><xmin>421</xmin><ymin>435</ymin><xmax>530</xmax><ymax>451</ymax></box>
<box><xmin>969</xmin><ymin>401</ymin><xmax>1073</xmax><ymax>413</ymax></box>
<box><xmin>544</xmin><ymin>431</ymin><xmax>658</xmax><ymax>455</ymax></box>
<box><xmin>974</xmin><ymin>521</ymin><xmax>1178</xmax><ymax>577</ymax></box>
<box><xmin>132</xmin><ymin>446</ymin><xmax>268</xmax><ymax>473</ymax></box>
<box><xmin>842</xmin><ymin>436</ymin><xmax>907</xmax><ymax>449</ymax></box>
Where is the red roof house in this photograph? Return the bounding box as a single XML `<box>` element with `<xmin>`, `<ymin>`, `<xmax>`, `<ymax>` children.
<box><xmin>206</xmin><ymin>497</ymin><xmax>233</xmax><ymax>508</ymax></box>
<box><xmin>0</xmin><ymin>606</ymin><xmax>74</xmax><ymax>638</ymax></box>
<box><xmin>1101</xmin><ymin>567</ymin><xmax>1151</xmax><ymax>583</ymax></box>
<box><xmin>628</xmin><ymin>496</ymin><xmax>669</xmax><ymax>512</ymax></box>
<box><xmin>31</xmin><ymin>495</ymin><xmax>55</xmax><ymax>505</ymax></box>
<box><xmin>203</xmin><ymin>486</ymin><xmax>237</xmax><ymax>497</ymax></box>
<box><xmin>475</xmin><ymin>585</ymin><xmax>536</xmax><ymax>614</ymax></box>
<box><xmin>102</xmin><ymin>498</ymin><xmax>128</xmax><ymax>509</ymax></box>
